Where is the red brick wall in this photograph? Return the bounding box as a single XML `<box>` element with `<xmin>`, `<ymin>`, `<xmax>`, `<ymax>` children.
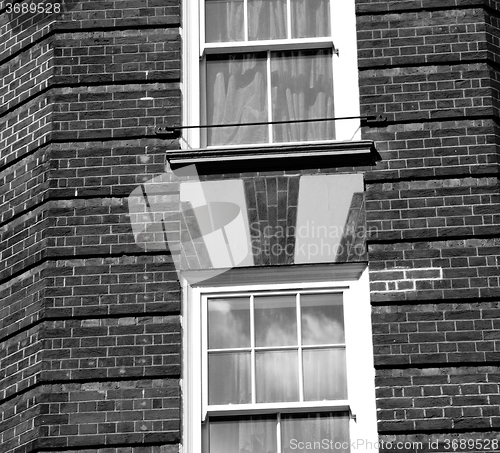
<box><xmin>1</xmin><ymin>1</ymin><xmax>182</xmax><ymax>451</ymax></box>
<box><xmin>2</xmin><ymin>0</ymin><xmax>500</xmax><ymax>452</ymax></box>
<box><xmin>358</xmin><ymin>0</ymin><xmax>500</xmax><ymax>449</ymax></box>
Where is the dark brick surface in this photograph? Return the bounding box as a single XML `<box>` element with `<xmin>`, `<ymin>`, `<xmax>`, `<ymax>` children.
<box><xmin>2</xmin><ymin>0</ymin><xmax>500</xmax><ymax>451</ymax></box>
<box><xmin>244</xmin><ymin>176</ymin><xmax>300</xmax><ymax>265</ymax></box>
<box><xmin>376</xmin><ymin>366</ymin><xmax>500</xmax><ymax>433</ymax></box>
<box><xmin>358</xmin><ymin>0</ymin><xmax>500</xmax><ymax>446</ymax></box>
<box><xmin>0</xmin><ymin>0</ymin><xmax>182</xmax><ymax>450</ymax></box>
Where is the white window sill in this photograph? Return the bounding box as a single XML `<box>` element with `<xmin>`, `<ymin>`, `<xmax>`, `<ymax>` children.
<box><xmin>205</xmin><ymin>400</ymin><xmax>350</xmax><ymax>418</ymax></box>
<box><xmin>167</xmin><ymin>140</ymin><xmax>378</xmax><ymax>169</ymax></box>
<box><xmin>202</xmin><ymin>37</ymin><xmax>337</xmax><ymax>55</ymax></box>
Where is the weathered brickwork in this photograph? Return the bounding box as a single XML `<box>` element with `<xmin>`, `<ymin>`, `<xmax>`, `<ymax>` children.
<box><xmin>52</xmin><ymin>29</ymin><xmax>180</xmax><ymax>84</ymax></box>
<box><xmin>376</xmin><ymin>365</ymin><xmax>500</xmax><ymax>434</ymax></box>
<box><xmin>1</xmin><ymin>380</ymin><xmax>180</xmax><ymax>452</ymax></box>
<box><xmin>0</xmin><ymin>40</ymin><xmax>53</xmax><ymax>115</ymax></box>
<box><xmin>0</xmin><ymin>267</ymin><xmax>46</xmax><ymax>340</ymax></box>
<box><xmin>0</xmin><ymin>147</ymin><xmax>49</xmax><ymax>224</ymax></box>
<box><xmin>360</xmin><ymin>64</ymin><xmax>496</xmax><ymax>122</ymax></box>
<box><xmin>372</xmin><ymin>303</ymin><xmax>500</xmax><ymax>365</ymax></box>
<box><xmin>358</xmin><ymin>0</ymin><xmax>500</xmax><ymax>450</ymax></box>
<box><xmin>0</xmin><ymin>97</ymin><xmax>52</xmax><ymax>167</ymax></box>
<box><xmin>357</xmin><ymin>8</ymin><xmax>490</xmax><ymax>68</ymax></box>
<box><xmin>1</xmin><ymin>0</ymin><xmax>182</xmax><ymax>451</ymax></box>
<box><xmin>0</xmin><ymin>388</ymin><xmax>40</xmax><ymax>453</ymax></box>
<box><xmin>51</xmin><ymin>84</ymin><xmax>180</xmax><ymax>141</ymax></box>
<box><xmin>1</xmin><ymin>323</ymin><xmax>43</xmax><ymax>401</ymax></box>
<box><xmin>2</xmin><ymin>0</ymin><xmax>500</xmax><ymax>452</ymax></box>
<box><xmin>366</xmin><ymin>178</ymin><xmax>500</xmax><ymax>240</ymax></box>
<box><xmin>244</xmin><ymin>176</ymin><xmax>300</xmax><ymax>266</ymax></box>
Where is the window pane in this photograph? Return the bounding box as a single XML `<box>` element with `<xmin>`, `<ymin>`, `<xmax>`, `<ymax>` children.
<box><xmin>209</xmin><ymin>416</ymin><xmax>277</xmax><ymax>453</ymax></box>
<box><xmin>208</xmin><ymin>297</ymin><xmax>250</xmax><ymax>349</ymax></box>
<box><xmin>301</xmin><ymin>293</ymin><xmax>344</xmax><ymax>345</ymax></box>
<box><xmin>303</xmin><ymin>348</ymin><xmax>347</xmax><ymax>401</ymax></box>
<box><xmin>207</xmin><ymin>53</ymin><xmax>268</xmax><ymax>146</ymax></box>
<box><xmin>254</xmin><ymin>295</ymin><xmax>297</xmax><ymax>347</ymax></box>
<box><xmin>248</xmin><ymin>0</ymin><xmax>287</xmax><ymax>40</ymax></box>
<box><xmin>282</xmin><ymin>412</ymin><xmax>350</xmax><ymax>453</ymax></box>
<box><xmin>271</xmin><ymin>50</ymin><xmax>335</xmax><ymax>143</ymax></box>
<box><xmin>256</xmin><ymin>350</ymin><xmax>299</xmax><ymax>402</ymax></box>
<box><xmin>291</xmin><ymin>0</ymin><xmax>331</xmax><ymax>38</ymax></box>
<box><xmin>209</xmin><ymin>352</ymin><xmax>251</xmax><ymax>404</ymax></box>
<box><xmin>205</xmin><ymin>0</ymin><xmax>244</xmax><ymax>43</ymax></box>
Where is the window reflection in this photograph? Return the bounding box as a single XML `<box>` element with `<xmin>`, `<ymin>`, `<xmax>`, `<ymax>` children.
<box><xmin>301</xmin><ymin>293</ymin><xmax>344</xmax><ymax>345</ymax></box>
<box><xmin>208</xmin><ymin>297</ymin><xmax>251</xmax><ymax>349</ymax></box>
<box><xmin>207</xmin><ymin>292</ymin><xmax>347</xmax><ymax>406</ymax></box>
<box><xmin>255</xmin><ymin>295</ymin><xmax>297</xmax><ymax>347</ymax></box>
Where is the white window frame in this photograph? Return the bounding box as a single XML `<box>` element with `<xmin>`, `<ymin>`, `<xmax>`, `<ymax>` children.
<box><xmin>182</xmin><ymin>0</ymin><xmax>361</xmax><ymax>150</ymax></box>
<box><xmin>182</xmin><ymin>264</ymin><xmax>378</xmax><ymax>453</ymax></box>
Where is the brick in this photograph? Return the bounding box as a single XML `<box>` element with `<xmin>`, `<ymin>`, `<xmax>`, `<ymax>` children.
<box><xmin>2</xmin><ymin>1</ymin><xmax>500</xmax><ymax>452</ymax></box>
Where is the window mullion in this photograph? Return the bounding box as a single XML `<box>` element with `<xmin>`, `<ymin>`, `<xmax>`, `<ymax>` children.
<box><xmin>244</xmin><ymin>0</ymin><xmax>249</xmax><ymax>41</ymax></box>
<box><xmin>286</xmin><ymin>0</ymin><xmax>292</xmax><ymax>39</ymax></box>
<box><xmin>266</xmin><ymin>51</ymin><xmax>273</xmax><ymax>144</ymax></box>
<box><xmin>277</xmin><ymin>412</ymin><xmax>282</xmax><ymax>453</ymax></box>
<box><xmin>200</xmin><ymin>58</ymin><xmax>207</xmax><ymax>147</ymax></box>
<box><xmin>200</xmin><ymin>0</ymin><xmax>205</xmax><ymax>57</ymax></box>
<box><xmin>330</xmin><ymin>51</ymin><xmax>337</xmax><ymax>141</ymax></box>
<box><xmin>201</xmin><ymin>296</ymin><xmax>208</xmax><ymax>421</ymax></box>
<box><xmin>296</xmin><ymin>292</ymin><xmax>304</xmax><ymax>402</ymax></box>
<box><xmin>250</xmin><ymin>294</ymin><xmax>256</xmax><ymax>404</ymax></box>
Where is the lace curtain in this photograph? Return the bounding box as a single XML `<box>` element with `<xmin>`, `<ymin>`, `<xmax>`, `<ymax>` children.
<box><xmin>209</xmin><ymin>413</ymin><xmax>350</xmax><ymax>453</ymax></box>
<box><xmin>205</xmin><ymin>0</ymin><xmax>330</xmax><ymax>42</ymax></box>
<box><xmin>206</xmin><ymin>50</ymin><xmax>334</xmax><ymax>145</ymax></box>
<box><xmin>207</xmin><ymin>294</ymin><xmax>349</xmax><ymax>452</ymax></box>
<box><xmin>205</xmin><ymin>0</ymin><xmax>334</xmax><ymax>146</ymax></box>
<box><xmin>206</xmin><ymin>54</ymin><xmax>269</xmax><ymax>146</ymax></box>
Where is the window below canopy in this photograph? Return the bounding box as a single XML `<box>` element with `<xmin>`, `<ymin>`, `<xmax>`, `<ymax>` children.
<box><xmin>182</xmin><ymin>264</ymin><xmax>379</xmax><ymax>453</ymax></box>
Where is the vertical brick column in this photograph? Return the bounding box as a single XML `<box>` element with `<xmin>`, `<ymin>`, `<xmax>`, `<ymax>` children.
<box><xmin>1</xmin><ymin>1</ymin><xmax>182</xmax><ymax>452</ymax></box>
<box><xmin>357</xmin><ymin>0</ymin><xmax>500</xmax><ymax>448</ymax></box>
